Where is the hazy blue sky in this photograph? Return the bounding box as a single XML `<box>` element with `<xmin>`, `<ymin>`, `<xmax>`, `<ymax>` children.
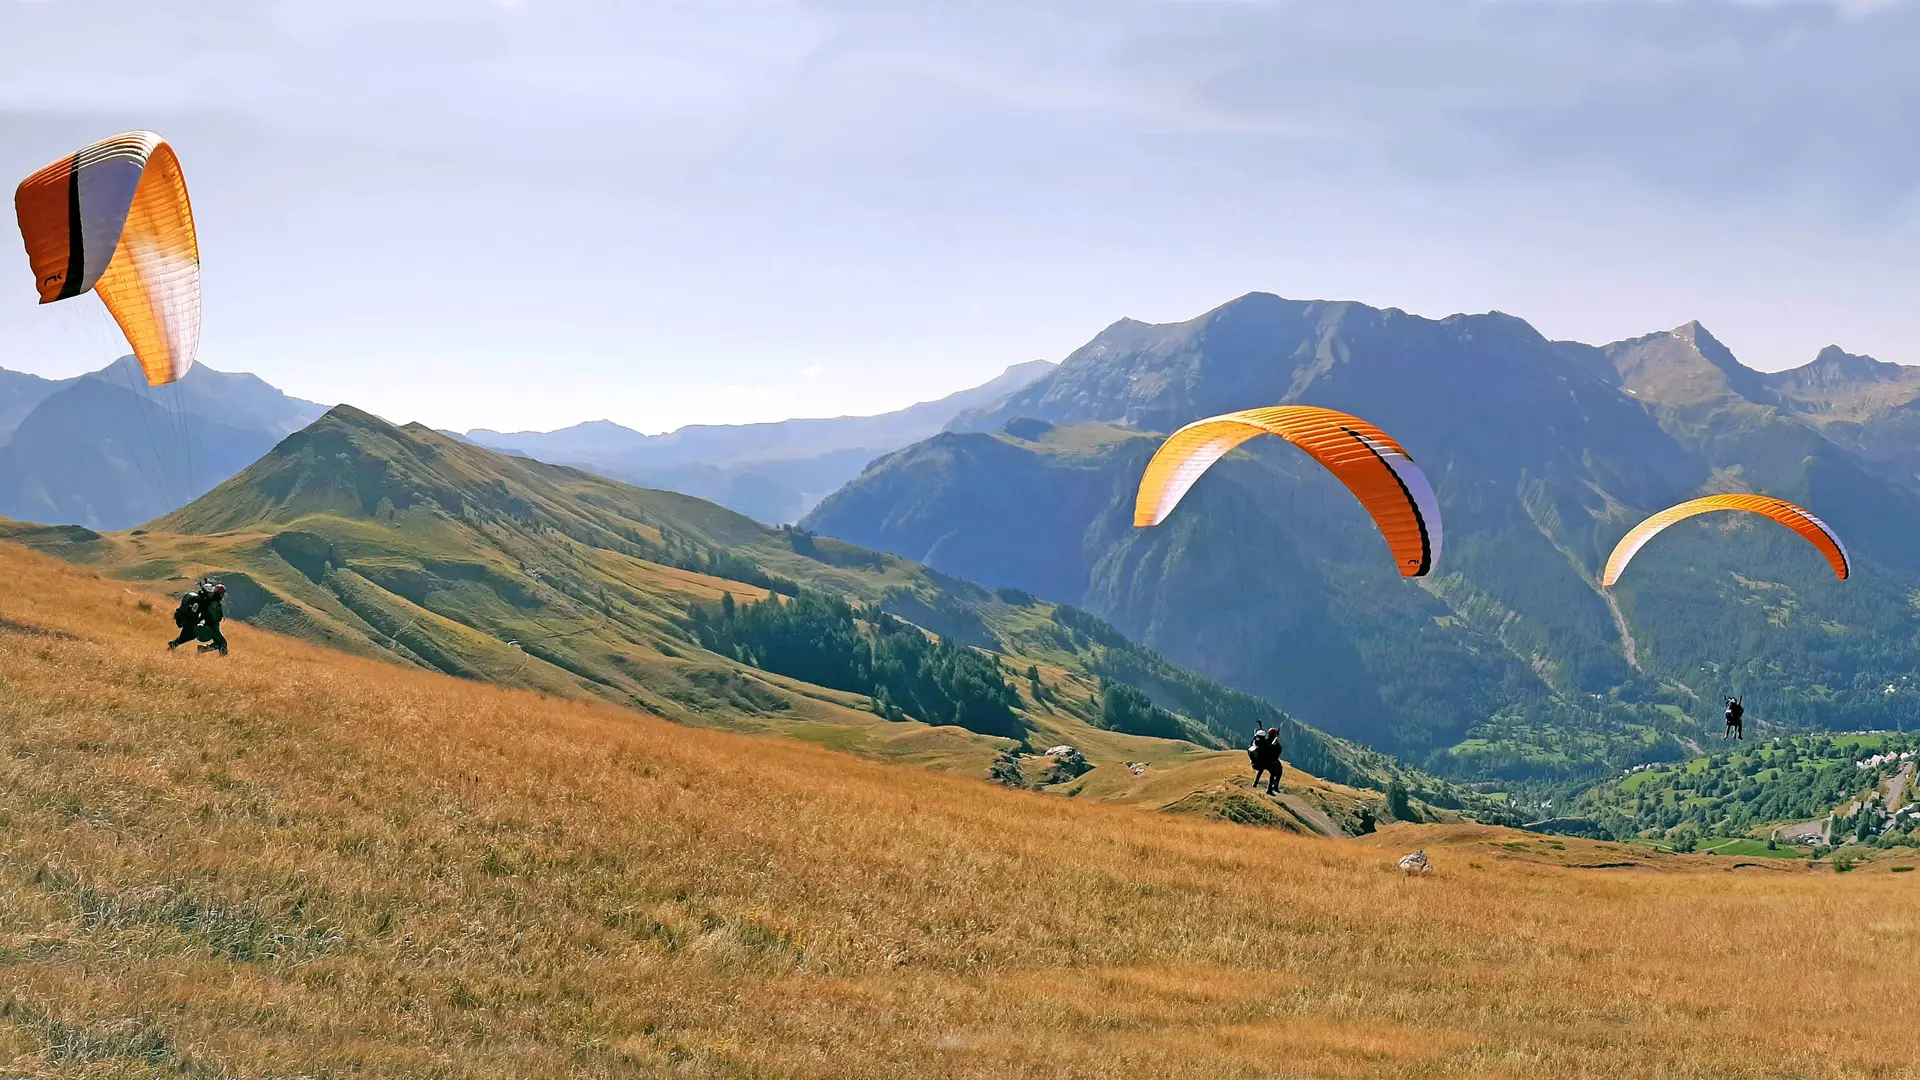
<box><xmin>4</xmin><ymin>0</ymin><xmax>1920</xmax><ymax>433</ymax></box>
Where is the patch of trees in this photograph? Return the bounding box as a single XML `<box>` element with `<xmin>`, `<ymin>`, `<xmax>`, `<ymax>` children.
<box><xmin>688</xmin><ymin>590</ymin><xmax>1023</xmax><ymax>739</ymax></box>
<box><xmin>1050</xmin><ymin>604</ymin><xmax>1132</xmax><ymax>650</ymax></box>
<box><xmin>779</xmin><ymin>525</ymin><xmax>890</xmax><ymax>571</ymax></box>
<box><xmin>879</xmin><ymin>587</ymin><xmax>998</xmax><ymax>649</ymax></box>
<box><xmin>1097</xmin><ymin>679</ymin><xmax>1186</xmax><ymax>741</ymax></box>
<box><xmin>697</xmin><ymin>548</ymin><xmax>800</xmax><ymax>596</ymax></box>
<box><xmin>1386</xmin><ymin>780</ymin><xmax>1416</xmax><ymax>822</ymax></box>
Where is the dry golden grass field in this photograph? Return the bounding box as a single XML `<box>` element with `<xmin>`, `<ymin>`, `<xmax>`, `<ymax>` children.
<box><xmin>1</xmin><ymin>540</ymin><xmax>1917</xmax><ymax>1079</ymax></box>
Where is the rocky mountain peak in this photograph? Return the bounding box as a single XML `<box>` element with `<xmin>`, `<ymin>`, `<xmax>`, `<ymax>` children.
<box><xmin>1796</xmin><ymin>345</ymin><xmax>1901</xmax><ymax>385</ymax></box>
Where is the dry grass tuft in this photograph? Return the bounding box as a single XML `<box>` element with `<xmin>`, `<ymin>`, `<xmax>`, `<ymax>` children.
<box><xmin>0</xmin><ymin>542</ymin><xmax>1916</xmax><ymax>1077</ymax></box>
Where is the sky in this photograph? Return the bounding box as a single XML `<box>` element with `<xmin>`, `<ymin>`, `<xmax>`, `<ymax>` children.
<box><xmin>3</xmin><ymin>0</ymin><xmax>1920</xmax><ymax>434</ymax></box>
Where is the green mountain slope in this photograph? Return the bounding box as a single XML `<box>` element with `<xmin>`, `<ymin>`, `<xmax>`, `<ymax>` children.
<box><xmin>806</xmin><ymin>293</ymin><xmax>1920</xmax><ymax>780</ymax></box>
<box><xmin>0</xmin><ymin>403</ymin><xmax>1480</xmax><ymax>826</ymax></box>
<box><xmin>1570</xmin><ymin>732</ymin><xmax>1920</xmax><ymax>854</ymax></box>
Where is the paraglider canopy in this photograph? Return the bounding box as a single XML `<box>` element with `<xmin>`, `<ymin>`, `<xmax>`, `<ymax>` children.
<box><xmin>1133</xmin><ymin>404</ymin><xmax>1442</xmax><ymax>577</ymax></box>
<box><xmin>1602</xmin><ymin>493</ymin><xmax>1849</xmax><ymax>587</ymax></box>
<box><xmin>14</xmin><ymin>130</ymin><xmax>200</xmax><ymax>387</ymax></box>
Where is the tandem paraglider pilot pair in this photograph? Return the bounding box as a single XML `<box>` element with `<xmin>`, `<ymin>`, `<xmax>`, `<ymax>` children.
<box><xmin>1248</xmin><ymin>727</ymin><xmax>1284</xmax><ymax>796</ymax></box>
<box><xmin>1131</xmin><ymin>406</ymin><xmax>1852</xmax><ymax>736</ymax></box>
<box><xmin>169</xmin><ymin>580</ymin><xmax>228</xmax><ymax>656</ymax></box>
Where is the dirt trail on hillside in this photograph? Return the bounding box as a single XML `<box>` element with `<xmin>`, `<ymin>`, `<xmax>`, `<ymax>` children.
<box><xmin>1599</xmin><ymin>588</ymin><xmax>1641</xmax><ymax>671</ymax></box>
<box><xmin>1515</xmin><ymin>485</ymin><xmax>1643</xmax><ymax>672</ymax></box>
<box><xmin>1275</xmin><ymin>791</ymin><xmax>1346</xmax><ymax>838</ymax></box>
<box><xmin>1884</xmin><ymin>761</ymin><xmax>1914</xmax><ymax>811</ymax></box>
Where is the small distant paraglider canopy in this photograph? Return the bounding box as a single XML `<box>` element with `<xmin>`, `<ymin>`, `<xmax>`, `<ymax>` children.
<box><xmin>1132</xmin><ymin>405</ymin><xmax>1442</xmax><ymax>577</ymax></box>
<box><xmin>1602</xmin><ymin>494</ymin><xmax>1850</xmax><ymax>587</ymax></box>
<box><xmin>14</xmin><ymin>131</ymin><xmax>200</xmax><ymax>387</ymax></box>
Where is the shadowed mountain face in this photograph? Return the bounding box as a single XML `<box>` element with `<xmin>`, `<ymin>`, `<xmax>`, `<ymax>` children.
<box><xmin>0</xmin><ymin>367</ymin><xmax>70</xmax><ymax>440</ymax></box>
<box><xmin>0</xmin><ymin>357</ymin><xmax>327</xmax><ymax>531</ymax></box>
<box><xmin>464</xmin><ymin>360</ymin><xmax>1056</xmax><ymax>524</ymax></box>
<box><xmin>807</xmin><ymin>293</ymin><xmax>1920</xmax><ymax>777</ymax></box>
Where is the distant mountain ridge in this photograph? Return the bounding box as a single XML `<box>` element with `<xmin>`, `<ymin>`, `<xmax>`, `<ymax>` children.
<box><xmin>0</xmin><ymin>367</ymin><xmax>70</xmax><ymax>439</ymax></box>
<box><xmin>0</xmin><ymin>356</ymin><xmax>327</xmax><ymax>530</ymax></box>
<box><xmin>807</xmin><ymin>292</ymin><xmax>1920</xmax><ymax>779</ymax></box>
<box><xmin>464</xmin><ymin>359</ymin><xmax>1056</xmax><ymax>523</ymax></box>
<box><xmin>472</xmin><ymin>359</ymin><xmax>1054</xmax><ymax>464</ymax></box>
<box><xmin>0</xmin><ymin>355</ymin><xmax>1054</xmax><ymax>534</ymax></box>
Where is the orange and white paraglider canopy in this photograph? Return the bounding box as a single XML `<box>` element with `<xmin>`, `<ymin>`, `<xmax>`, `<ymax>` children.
<box><xmin>15</xmin><ymin>130</ymin><xmax>200</xmax><ymax>387</ymax></box>
<box><xmin>1602</xmin><ymin>494</ymin><xmax>1849</xmax><ymax>587</ymax></box>
<box><xmin>1133</xmin><ymin>405</ymin><xmax>1442</xmax><ymax>578</ymax></box>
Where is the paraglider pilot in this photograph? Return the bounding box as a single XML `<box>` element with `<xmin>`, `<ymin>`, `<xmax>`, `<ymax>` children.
<box><xmin>1248</xmin><ymin>726</ymin><xmax>1284</xmax><ymax>796</ymax></box>
<box><xmin>1723</xmin><ymin>696</ymin><xmax>1743</xmax><ymax>741</ymax></box>
<box><xmin>168</xmin><ymin>579</ymin><xmax>228</xmax><ymax>655</ymax></box>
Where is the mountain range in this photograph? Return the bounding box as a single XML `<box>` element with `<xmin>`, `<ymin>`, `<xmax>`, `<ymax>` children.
<box><xmin>17</xmin><ymin>291</ymin><xmax>1920</xmax><ymax>793</ymax></box>
<box><xmin>0</xmin><ymin>356</ymin><xmax>1053</xmax><ymax>535</ymax></box>
<box><xmin>462</xmin><ymin>359</ymin><xmax>1055</xmax><ymax>523</ymax></box>
<box><xmin>0</xmin><ymin>356</ymin><xmax>326</xmax><ymax>530</ymax></box>
<box><xmin>804</xmin><ymin>293</ymin><xmax>1920</xmax><ymax>782</ymax></box>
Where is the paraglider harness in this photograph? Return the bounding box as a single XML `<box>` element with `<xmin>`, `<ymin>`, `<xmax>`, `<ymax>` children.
<box><xmin>169</xmin><ymin>579</ymin><xmax>228</xmax><ymax>652</ymax></box>
<box><xmin>172</xmin><ymin>592</ymin><xmax>202</xmax><ymax>633</ymax></box>
<box><xmin>1723</xmin><ymin>696</ymin><xmax>1744</xmax><ymax>741</ymax></box>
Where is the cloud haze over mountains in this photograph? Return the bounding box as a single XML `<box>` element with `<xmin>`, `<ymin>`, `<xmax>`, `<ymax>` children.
<box><xmin>4</xmin><ymin>1</ymin><xmax>1920</xmax><ymax>436</ymax></box>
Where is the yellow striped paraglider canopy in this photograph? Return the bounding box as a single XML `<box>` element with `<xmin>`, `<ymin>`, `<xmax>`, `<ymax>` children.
<box><xmin>1133</xmin><ymin>405</ymin><xmax>1442</xmax><ymax>578</ymax></box>
<box><xmin>1602</xmin><ymin>494</ymin><xmax>1849</xmax><ymax>588</ymax></box>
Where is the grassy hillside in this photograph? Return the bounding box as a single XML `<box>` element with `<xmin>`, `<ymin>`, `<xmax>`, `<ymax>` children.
<box><xmin>1</xmin><ymin>541</ymin><xmax>1916</xmax><ymax>1077</ymax></box>
<box><xmin>0</xmin><ymin>404</ymin><xmax>1472</xmax><ymax>825</ymax></box>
